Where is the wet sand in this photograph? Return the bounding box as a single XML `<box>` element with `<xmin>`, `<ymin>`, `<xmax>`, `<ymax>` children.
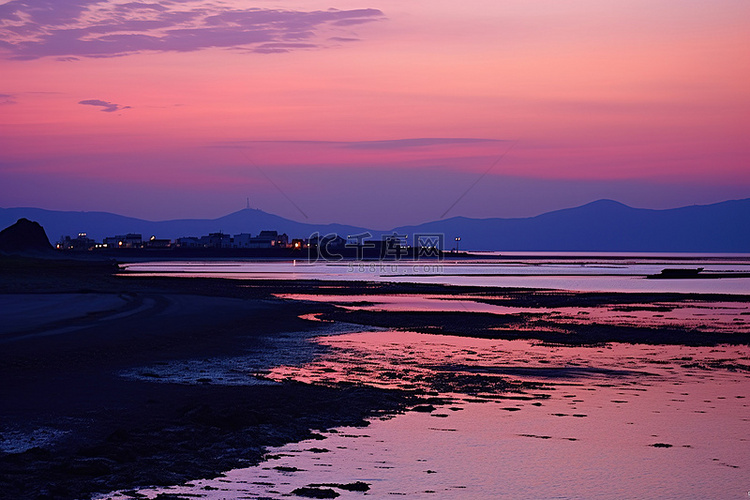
<box><xmin>0</xmin><ymin>257</ymin><xmax>748</xmax><ymax>499</ymax></box>
<box><xmin>0</xmin><ymin>260</ymin><xmax>415</xmax><ymax>500</ymax></box>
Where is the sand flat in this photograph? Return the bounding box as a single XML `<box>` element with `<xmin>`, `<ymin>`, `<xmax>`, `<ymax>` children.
<box><xmin>0</xmin><ymin>293</ymin><xmax>130</xmax><ymax>334</ymax></box>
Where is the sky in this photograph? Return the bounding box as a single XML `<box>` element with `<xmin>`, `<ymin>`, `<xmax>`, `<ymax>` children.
<box><xmin>1</xmin><ymin>0</ymin><xmax>749</xmax><ymax>229</ymax></box>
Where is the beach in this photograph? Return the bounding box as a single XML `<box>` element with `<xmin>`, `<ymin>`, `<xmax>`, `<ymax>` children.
<box><xmin>0</xmin><ymin>260</ymin><xmax>415</xmax><ymax>499</ymax></box>
<box><xmin>1</xmin><ymin>258</ymin><xmax>748</xmax><ymax>499</ymax></box>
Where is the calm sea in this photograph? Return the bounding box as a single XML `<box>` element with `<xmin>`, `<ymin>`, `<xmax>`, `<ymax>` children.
<box><xmin>121</xmin><ymin>252</ymin><xmax>750</xmax><ymax>294</ymax></box>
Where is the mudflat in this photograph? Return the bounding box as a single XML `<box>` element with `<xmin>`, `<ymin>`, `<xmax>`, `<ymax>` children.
<box><xmin>1</xmin><ymin>257</ymin><xmax>748</xmax><ymax>499</ymax></box>
<box><xmin>0</xmin><ymin>259</ymin><xmax>414</xmax><ymax>500</ymax></box>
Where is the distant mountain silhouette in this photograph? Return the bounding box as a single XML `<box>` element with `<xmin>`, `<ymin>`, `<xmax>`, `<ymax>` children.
<box><xmin>0</xmin><ymin>207</ymin><xmax>370</xmax><ymax>244</ymax></box>
<box><xmin>393</xmin><ymin>198</ymin><xmax>750</xmax><ymax>252</ymax></box>
<box><xmin>1</xmin><ymin>198</ymin><xmax>749</xmax><ymax>252</ymax></box>
<box><xmin>0</xmin><ymin>218</ymin><xmax>54</xmax><ymax>255</ymax></box>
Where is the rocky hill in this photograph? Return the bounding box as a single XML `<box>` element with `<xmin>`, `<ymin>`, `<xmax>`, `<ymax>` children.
<box><xmin>0</xmin><ymin>218</ymin><xmax>54</xmax><ymax>255</ymax></box>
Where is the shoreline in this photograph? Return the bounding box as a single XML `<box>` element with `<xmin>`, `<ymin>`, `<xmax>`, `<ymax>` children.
<box><xmin>0</xmin><ymin>260</ymin><xmax>419</xmax><ymax>500</ymax></box>
<box><xmin>1</xmin><ymin>257</ymin><xmax>748</xmax><ymax>499</ymax></box>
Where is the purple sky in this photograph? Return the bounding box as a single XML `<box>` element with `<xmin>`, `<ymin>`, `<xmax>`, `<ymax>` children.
<box><xmin>1</xmin><ymin>0</ymin><xmax>748</xmax><ymax>227</ymax></box>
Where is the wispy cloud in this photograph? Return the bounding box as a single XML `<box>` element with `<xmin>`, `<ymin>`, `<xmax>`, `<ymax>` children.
<box><xmin>214</xmin><ymin>138</ymin><xmax>506</xmax><ymax>151</ymax></box>
<box><xmin>0</xmin><ymin>1</ymin><xmax>385</xmax><ymax>60</ymax></box>
<box><xmin>0</xmin><ymin>93</ymin><xmax>16</xmax><ymax>105</ymax></box>
<box><xmin>342</xmin><ymin>138</ymin><xmax>506</xmax><ymax>150</ymax></box>
<box><xmin>328</xmin><ymin>37</ymin><xmax>360</xmax><ymax>43</ymax></box>
<box><xmin>79</xmin><ymin>98</ymin><xmax>130</xmax><ymax>112</ymax></box>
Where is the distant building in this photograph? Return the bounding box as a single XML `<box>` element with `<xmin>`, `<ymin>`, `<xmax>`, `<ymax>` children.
<box><xmin>198</xmin><ymin>232</ymin><xmax>232</xmax><ymax>248</ymax></box>
<box><xmin>232</xmin><ymin>233</ymin><xmax>255</xmax><ymax>248</ymax></box>
<box><xmin>232</xmin><ymin>230</ymin><xmax>290</xmax><ymax>249</ymax></box>
<box><xmin>258</xmin><ymin>230</ymin><xmax>289</xmax><ymax>248</ymax></box>
<box><xmin>103</xmin><ymin>233</ymin><xmax>143</xmax><ymax>249</ymax></box>
<box><xmin>58</xmin><ymin>233</ymin><xmax>96</xmax><ymax>251</ymax></box>
<box><xmin>175</xmin><ymin>237</ymin><xmax>200</xmax><ymax>248</ymax></box>
<box><xmin>144</xmin><ymin>235</ymin><xmax>171</xmax><ymax>248</ymax></box>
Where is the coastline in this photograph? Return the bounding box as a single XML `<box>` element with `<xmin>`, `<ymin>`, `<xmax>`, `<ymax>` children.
<box><xmin>1</xmin><ymin>257</ymin><xmax>748</xmax><ymax>499</ymax></box>
<box><xmin>0</xmin><ymin>259</ymin><xmax>417</xmax><ymax>500</ymax></box>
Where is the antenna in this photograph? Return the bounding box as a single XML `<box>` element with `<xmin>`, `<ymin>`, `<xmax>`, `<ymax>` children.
<box><xmin>440</xmin><ymin>141</ymin><xmax>516</xmax><ymax>219</ymax></box>
<box><xmin>246</xmin><ymin>197</ymin><xmax>250</xmax><ymax>209</ymax></box>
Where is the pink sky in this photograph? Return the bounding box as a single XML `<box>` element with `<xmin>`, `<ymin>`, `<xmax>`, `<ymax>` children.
<box><xmin>1</xmin><ymin>0</ymin><xmax>749</xmax><ymax>228</ymax></box>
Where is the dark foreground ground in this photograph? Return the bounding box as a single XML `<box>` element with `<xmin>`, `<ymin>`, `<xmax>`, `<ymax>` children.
<box><xmin>0</xmin><ymin>259</ymin><xmax>419</xmax><ymax>500</ymax></box>
<box><xmin>1</xmin><ymin>257</ymin><xmax>748</xmax><ymax>499</ymax></box>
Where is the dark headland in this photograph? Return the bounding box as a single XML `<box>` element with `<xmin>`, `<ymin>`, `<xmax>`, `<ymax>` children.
<box><xmin>0</xmin><ymin>218</ymin><xmax>54</xmax><ymax>255</ymax></box>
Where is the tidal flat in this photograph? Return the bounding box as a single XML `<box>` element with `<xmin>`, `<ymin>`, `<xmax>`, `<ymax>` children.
<box><xmin>0</xmin><ymin>258</ymin><xmax>748</xmax><ymax>499</ymax></box>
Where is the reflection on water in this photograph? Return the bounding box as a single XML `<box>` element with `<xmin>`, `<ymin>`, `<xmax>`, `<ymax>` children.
<box><xmin>106</xmin><ymin>330</ymin><xmax>750</xmax><ymax>499</ymax></box>
<box><xmin>277</xmin><ymin>293</ymin><xmax>750</xmax><ymax>335</ymax></box>
<box><xmin>103</xmin><ymin>261</ymin><xmax>750</xmax><ymax>499</ymax></box>
<box><xmin>121</xmin><ymin>254</ymin><xmax>750</xmax><ymax>294</ymax></box>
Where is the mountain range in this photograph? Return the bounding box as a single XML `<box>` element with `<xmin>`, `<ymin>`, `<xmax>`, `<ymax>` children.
<box><xmin>1</xmin><ymin>198</ymin><xmax>749</xmax><ymax>252</ymax></box>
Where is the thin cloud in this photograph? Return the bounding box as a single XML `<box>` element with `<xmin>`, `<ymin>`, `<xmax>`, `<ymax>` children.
<box><xmin>0</xmin><ymin>1</ymin><xmax>385</xmax><ymax>60</ymax></box>
<box><xmin>328</xmin><ymin>37</ymin><xmax>360</xmax><ymax>43</ymax></box>
<box><xmin>0</xmin><ymin>90</ymin><xmax>64</xmax><ymax>105</ymax></box>
<box><xmin>79</xmin><ymin>99</ymin><xmax>131</xmax><ymax>112</ymax></box>
<box><xmin>0</xmin><ymin>93</ymin><xmax>17</xmax><ymax>105</ymax></box>
<box><xmin>212</xmin><ymin>138</ymin><xmax>507</xmax><ymax>150</ymax></box>
<box><xmin>343</xmin><ymin>138</ymin><xmax>507</xmax><ymax>150</ymax></box>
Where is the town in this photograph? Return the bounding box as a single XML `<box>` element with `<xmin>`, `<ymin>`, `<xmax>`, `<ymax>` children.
<box><xmin>55</xmin><ymin>229</ymin><xmax>449</xmax><ymax>260</ymax></box>
<box><xmin>57</xmin><ymin>230</ymin><xmax>303</xmax><ymax>251</ymax></box>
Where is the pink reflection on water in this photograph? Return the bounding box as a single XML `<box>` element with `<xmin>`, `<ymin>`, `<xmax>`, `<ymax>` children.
<box><xmin>113</xmin><ymin>331</ymin><xmax>750</xmax><ymax>499</ymax></box>
<box><xmin>276</xmin><ymin>293</ymin><xmax>530</xmax><ymax>314</ymax></box>
<box><xmin>120</xmin><ymin>258</ymin><xmax>750</xmax><ymax>294</ymax></box>
<box><xmin>280</xmin><ymin>292</ymin><xmax>750</xmax><ymax>334</ymax></box>
<box><xmin>262</xmin><ymin>332</ymin><xmax>750</xmax><ymax>497</ymax></box>
<box><xmin>267</xmin><ymin>330</ymin><xmax>749</xmax><ymax>393</ymax></box>
<box><xmin>548</xmin><ymin>301</ymin><xmax>750</xmax><ymax>334</ymax></box>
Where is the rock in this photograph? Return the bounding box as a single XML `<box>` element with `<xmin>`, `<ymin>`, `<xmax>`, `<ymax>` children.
<box><xmin>337</xmin><ymin>482</ymin><xmax>370</xmax><ymax>492</ymax></box>
<box><xmin>411</xmin><ymin>404</ymin><xmax>435</xmax><ymax>413</ymax></box>
<box><xmin>292</xmin><ymin>487</ymin><xmax>340</xmax><ymax>498</ymax></box>
<box><xmin>0</xmin><ymin>218</ymin><xmax>53</xmax><ymax>254</ymax></box>
<box><xmin>309</xmin><ymin>481</ymin><xmax>370</xmax><ymax>492</ymax></box>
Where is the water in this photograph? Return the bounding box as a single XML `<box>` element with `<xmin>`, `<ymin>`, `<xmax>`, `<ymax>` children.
<box><xmin>121</xmin><ymin>253</ymin><xmax>750</xmax><ymax>294</ymax></box>
<box><xmin>102</xmin><ymin>254</ymin><xmax>750</xmax><ymax>499</ymax></box>
<box><xmin>102</xmin><ymin>332</ymin><xmax>750</xmax><ymax>499</ymax></box>
<box><xmin>275</xmin><ymin>293</ymin><xmax>750</xmax><ymax>335</ymax></box>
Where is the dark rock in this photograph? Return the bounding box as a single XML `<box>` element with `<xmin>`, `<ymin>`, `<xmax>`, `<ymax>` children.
<box><xmin>411</xmin><ymin>404</ymin><xmax>435</xmax><ymax>412</ymax></box>
<box><xmin>292</xmin><ymin>486</ymin><xmax>340</xmax><ymax>498</ymax></box>
<box><xmin>310</xmin><ymin>481</ymin><xmax>370</xmax><ymax>492</ymax></box>
<box><xmin>337</xmin><ymin>481</ymin><xmax>370</xmax><ymax>492</ymax></box>
<box><xmin>0</xmin><ymin>218</ymin><xmax>53</xmax><ymax>254</ymax></box>
<box><xmin>274</xmin><ymin>466</ymin><xmax>304</xmax><ymax>472</ymax></box>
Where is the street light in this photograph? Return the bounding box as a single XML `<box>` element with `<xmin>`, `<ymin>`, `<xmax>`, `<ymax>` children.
<box><xmin>455</xmin><ymin>236</ymin><xmax>461</xmax><ymax>253</ymax></box>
